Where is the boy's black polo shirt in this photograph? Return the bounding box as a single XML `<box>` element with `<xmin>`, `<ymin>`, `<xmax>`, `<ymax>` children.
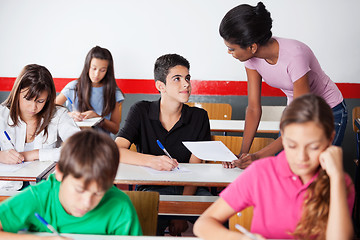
<box><xmin>118</xmin><ymin>98</ymin><xmax>211</xmax><ymax>163</ymax></box>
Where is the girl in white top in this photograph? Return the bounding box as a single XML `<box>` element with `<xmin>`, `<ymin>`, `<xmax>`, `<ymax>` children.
<box><xmin>55</xmin><ymin>46</ymin><xmax>124</xmax><ymax>134</ymax></box>
<box><xmin>0</xmin><ymin>64</ymin><xmax>80</xmax><ymax>190</ymax></box>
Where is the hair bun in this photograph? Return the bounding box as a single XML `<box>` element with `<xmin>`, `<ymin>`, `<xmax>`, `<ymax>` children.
<box><xmin>255</xmin><ymin>2</ymin><xmax>266</xmax><ymax>14</ymax></box>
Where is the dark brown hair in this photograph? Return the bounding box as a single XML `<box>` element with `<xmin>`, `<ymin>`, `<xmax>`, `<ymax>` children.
<box><xmin>75</xmin><ymin>46</ymin><xmax>123</xmax><ymax>117</ymax></box>
<box><xmin>280</xmin><ymin>94</ymin><xmax>333</xmax><ymax>240</ymax></box>
<box><xmin>219</xmin><ymin>2</ymin><xmax>272</xmax><ymax>48</ymax></box>
<box><xmin>57</xmin><ymin>130</ymin><xmax>119</xmax><ymax>191</ymax></box>
<box><xmin>3</xmin><ymin>64</ymin><xmax>56</xmax><ymax>139</ymax></box>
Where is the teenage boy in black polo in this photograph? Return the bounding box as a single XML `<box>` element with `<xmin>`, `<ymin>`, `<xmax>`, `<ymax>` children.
<box><xmin>115</xmin><ymin>53</ymin><xmax>211</xmax><ymax>236</ymax></box>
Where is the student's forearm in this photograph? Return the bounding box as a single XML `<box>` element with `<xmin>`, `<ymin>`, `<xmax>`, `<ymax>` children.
<box><xmin>118</xmin><ymin>148</ymin><xmax>153</xmax><ymax>167</ymax></box>
<box><xmin>194</xmin><ymin>216</ymin><xmax>245</xmax><ymax>240</ymax></box>
<box><xmin>253</xmin><ymin>137</ymin><xmax>283</xmax><ymax>160</ymax></box>
<box><xmin>100</xmin><ymin>119</ymin><xmax>119</xmax><ymax>135</ymax></box>
<box><xmin>21</xmin><ymin>150</ymin><xmax>39</xmax><ymax>161</ymax></box>
<box><xmin>326</xmin><ymin>175</ymin><xmax>354</xmax><ymax>240</ymax></box>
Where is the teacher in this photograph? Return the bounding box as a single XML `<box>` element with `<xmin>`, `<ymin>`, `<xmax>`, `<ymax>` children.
<box><xmin>219</xmin><ymin>2</ymin><xmax>347</xmax><ymax>168</ymax></box>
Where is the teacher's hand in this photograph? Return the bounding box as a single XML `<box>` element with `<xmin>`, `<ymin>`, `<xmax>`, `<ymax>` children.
<box><xmin>232</xmin><ymin>153</ymin><xmax>256</xmax><ymax>169</ymax></box>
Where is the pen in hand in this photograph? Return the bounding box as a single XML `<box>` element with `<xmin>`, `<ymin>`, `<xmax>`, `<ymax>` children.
<box><xmin>156</xmin><ymin>140</ymin><xmax>179</xmax><ymax>170</ymax></box>
<box><xmin>4</xmin><ymin>131</ymin><xmax>15</xmax><ymax>149</ymax></box>
<box><xmin>66</xmin><ymin>97</ymin><xmax>77</xmax><ymax>112</ymax></box>
<box><xmin>35</xmin><ymin>212</ymin><xmax>60</xmax><ymax>236</ymax></box>
<box><xmin>235</xmin><ymin>224</ymin><xmax>259</xmax><ymax>240</ymax></box>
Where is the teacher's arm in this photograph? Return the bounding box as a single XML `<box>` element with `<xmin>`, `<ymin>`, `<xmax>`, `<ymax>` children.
<box><xmin>293</xmin><ymin>73</ymin><xmax>310</xmax><ymax>99</ymax></box>
<box><xmin>241</xmin><ymin>68</ymin><xmax>262</xmax><ymax>154</ymax></box>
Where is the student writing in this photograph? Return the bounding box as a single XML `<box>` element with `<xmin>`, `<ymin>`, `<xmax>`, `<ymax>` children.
<box><xmin>219</xmin><ymin>2</ymin><xmax>347</xmax><ymax>169</ymax></box>
<box><xmin>115</xmin><ymin>54</ymin><xmax>212</xmax><ymax>236</ymax></box>
<box><xmin>194</xmin><ymin>94</ymin><xmax>354</xmax><ymax>240</ymax></box>
<box><xmin>55</xmin><ymin>46</ymin><xmax>124</xmax><ymax>134</ymax></box>
<box><xmin>0</xmin><ymin>130</ymin><xmax>142</xmax><ymax>239</ymax></box>
<box><xmin>0</xmin><ymin>64</ymin><xmax>80</xmax><ymax>190</ymax></box>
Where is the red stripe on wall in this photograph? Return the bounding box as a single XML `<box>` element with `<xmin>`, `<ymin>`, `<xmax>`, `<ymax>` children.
<box><xmin>0</xmin><ymin>77</ymin><xmax>359</xmax><ymax>98</ymax></box>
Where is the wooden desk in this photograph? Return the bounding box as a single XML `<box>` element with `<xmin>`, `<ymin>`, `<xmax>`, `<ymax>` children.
<box><xmin>115</xmin><ymin>163</ymin><xmax>242</xmax><ymax>187</ymax></box>
<box><xmin>0</xmin><ymin>161</ymin><xmax>56</xmax><ymax>182</ymax></box>
<box><xmin>210</xmin><ymin>119</ymin><xmax>279</xmax><ymax>133</ymax></box>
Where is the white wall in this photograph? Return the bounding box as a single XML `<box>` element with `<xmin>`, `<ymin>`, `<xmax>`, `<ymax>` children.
<box><xmin>0</xmin><ymin>0</ymin><xmax>359</xmax><ymax>83</ymax></box>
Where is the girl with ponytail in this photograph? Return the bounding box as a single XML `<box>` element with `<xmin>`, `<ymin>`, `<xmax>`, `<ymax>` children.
<box><xmin>219</xmin><ymin>2</ymin><xmax>348</xmax><ymax>169</ymax></box>
<box><xmin>194</xmin><ymin>94</ymin><xmax>354</xmax><ymax>240</ymax></box>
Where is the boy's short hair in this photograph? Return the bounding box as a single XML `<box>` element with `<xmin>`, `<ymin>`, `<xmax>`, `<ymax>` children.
<box><xmin>154</xmin><ymin>53</ymin><xmax>190</xmax><ymax>84</ymax></box>
<box><xmin>57</xmin><ymin>130</ymin><xmax>119</xmax><ymax>191</ymax></box>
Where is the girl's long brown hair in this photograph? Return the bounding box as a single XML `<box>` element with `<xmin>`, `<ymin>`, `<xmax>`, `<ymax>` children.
<box><xmin>280</xmin><ymin>94</ymin><xmax>334</xmax><ymax>240</ymax></box>
<box><xmin>75</xmin><ymin>46</ymin><xmax>122</xmax><ymax>117</ymax></box>
<box><xmin>3</xmin><ymin>64</ymin><xmax>56</xmax><ymax>140</ymax></box>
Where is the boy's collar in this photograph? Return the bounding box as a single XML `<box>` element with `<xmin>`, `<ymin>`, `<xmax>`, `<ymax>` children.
<box><xmin>149</xmin><ymin>98</ymin><xmax>191</xmax><ymax>125</ymax></box>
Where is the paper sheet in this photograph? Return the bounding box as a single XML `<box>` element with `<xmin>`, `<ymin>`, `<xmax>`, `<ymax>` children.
<box><xmin>75</xmin><ymin>117</ymin><xmax>103</xmax><ymax>127</ymax></box>
<box><xmin>0</xmin><ymin>162</ymin><xmax>31</xmax><ymax>172</ymax></box>
<box><xmin>182</xmin><ymin>141</ymin><xmax>237</xmax><ymax>162</ymax></box>
<box><xmin>141</xmin><ymin>164</ymin><xmax>191</xmax><ymax>175</ymax></box>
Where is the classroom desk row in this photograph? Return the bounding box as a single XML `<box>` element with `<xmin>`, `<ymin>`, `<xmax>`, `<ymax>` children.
<box><xmin>0</xmin><ymin>162</ymin><xmax>243</xmax><ymax>187</ymax></box>
<box><xmin>77</xmin><ymin>118</ymin><xmax>280</xmax><ymax>134</ymax></box>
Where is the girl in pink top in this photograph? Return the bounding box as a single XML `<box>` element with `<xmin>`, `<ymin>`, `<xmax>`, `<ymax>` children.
<box><xmin>218</xmin><ymin>2</ymin><xmax>347</xmax><ymax>169</ymax></box>
<box><xmin>194</xmin><ymin>94</ymin><xmax>354</xmax><ymax>240</ymax></box>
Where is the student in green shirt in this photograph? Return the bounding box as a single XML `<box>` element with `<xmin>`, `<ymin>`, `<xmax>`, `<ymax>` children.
<box><xmin>0</xmin><ymin>130</ymin><xmax>142</xmax><ymax>239</ymax></box>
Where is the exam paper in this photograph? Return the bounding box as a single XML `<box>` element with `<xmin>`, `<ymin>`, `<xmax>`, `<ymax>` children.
<box><xmin>141</xmin><ymin>164</ymin><xmax>191</xmax><ymax>175</ymax></box>
<box><xmin>75</xmin><ymin>117</ymin><xmax>103</xmax><ymax>127</ymax></box>
<box><xmin>182</xmin><ymin>141</ymin><xmax>237</xmax><ymax>162</ymax></box>
<box><xmin>0</xmin><ymin>162</ymin><xmax>31</xmax><ymax>172</ymax></box>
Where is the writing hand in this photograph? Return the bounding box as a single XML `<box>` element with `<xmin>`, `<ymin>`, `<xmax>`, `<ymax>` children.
<box><xmin>149</xmin><ymin>155</ymin><xmax>179</xmax><ymax>171</ymax></box>
<box><xmin>0</xmin><ymin>149</ymin><xmax>24</xmax><ymax>164</ymax></box>
<box><xmin>67</xmin><ymin>111</ymin><xmax>84</xmax><ymax>122</ymax></box>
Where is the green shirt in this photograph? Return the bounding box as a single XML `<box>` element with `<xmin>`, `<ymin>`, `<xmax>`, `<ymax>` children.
<box><xmin>0</xmin><ymin>174</ymin><xmax>142</xmax><ymax>236</ymax></box>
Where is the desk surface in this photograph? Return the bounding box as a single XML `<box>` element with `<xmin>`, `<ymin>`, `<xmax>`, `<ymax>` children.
<box><xmin>210</xmin><ymin>119</ymin><xmax>279</xmax><ymax>133</ymax></box>
<box><xmin>115</xmin><ymin>163</ymin><xmax>242</xmax><ymax>187</ymax></box>
<box><xmin>0</xmin><ymin>161</ymin><xmax>56</xmax><ymax>182</ymax></box>
<box><xmin>33</xmin><ymin>233</ymin><xmax>200</xmax><ymax>239</ymax></box>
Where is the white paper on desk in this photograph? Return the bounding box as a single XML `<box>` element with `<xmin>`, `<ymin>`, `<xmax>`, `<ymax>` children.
<box><xmin>0</xmin><ymin>162</ymin><xmax>31</xmax><ymax>172</ymax></box>
<box><xmin>183</xmin><ymin>141</ymin><xmax>237</xmax><ymax>162</ymax></box>
<box><xmin>75</xmin><ymin>117</ymin><xmax>103</xmax><ymax>127</ymax></box>
<box><xmin>141</xmin><ymin>164</ymin><xmax>192</xmax><ymax>175</ymax></box>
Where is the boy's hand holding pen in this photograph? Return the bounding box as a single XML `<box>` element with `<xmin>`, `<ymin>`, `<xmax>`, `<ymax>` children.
<box><xmin>156</xmin><ymin>140</ymin><xmax>179</xmax><ymax>171</ymax></box>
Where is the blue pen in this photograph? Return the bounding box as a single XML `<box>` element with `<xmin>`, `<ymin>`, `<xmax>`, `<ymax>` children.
<box><xmin>4</xmin><ymin>131</ymin><xmax>15</xmax><ymax>148</ymax></box>
<box><xmin>156</xmin><ymin>140</ymin><xmax>179</xmax><ymax>170</ymax></box>
<box><xmin>34</xmin><ymin>212</ymin><xmax>60</xmax><ymax>236</ymax></box>
<box><xmin>66</xmin><ymin>96</ymin><xmax>76</xmax><ymax>111</ymax></box>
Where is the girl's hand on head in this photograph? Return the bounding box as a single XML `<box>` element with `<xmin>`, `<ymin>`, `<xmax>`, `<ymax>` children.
<box><xmin>81</xmin><ymin>110</ymin><xmax>99</xmax><ymax>119</ymax></box>
<box><xmin>0</xmin><ymin>149</ymin><xmax>24</xmax><ymax>164</ymax></box>
<box><xmin>319</xmin><ymin>145</ymin><xmax>344</xmax><ymax>179</ymax></box>
<box><xmin>67</xmin><ymin>111</ymin><xmax>84</xmax><ymax>122</ymax></box>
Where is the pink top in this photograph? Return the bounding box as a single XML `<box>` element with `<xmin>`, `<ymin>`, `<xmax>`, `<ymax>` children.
<box><xmin>244</xmin><ymin>37</ymin><xmax>343</xmax><ymax>108</ymax></box>
<box><xmin>220</xmin><ymin>151</ymin><xmax>355</xmax><ymax>239</ymax></box>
